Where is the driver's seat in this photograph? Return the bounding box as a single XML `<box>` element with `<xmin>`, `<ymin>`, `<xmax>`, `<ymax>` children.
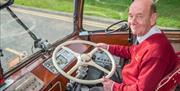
<box><xmin>156</xmin><ymin>52</ymin><xmax>180</xmax><ymax>91</ymax></box>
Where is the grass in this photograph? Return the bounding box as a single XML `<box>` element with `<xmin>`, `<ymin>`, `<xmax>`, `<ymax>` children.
<box><xmin>14</xmin><ymin>0</ymin><xmax>74</xmax><ymax>12</ymax></box>
<box><xmin>14</xmin><ymin>0</ymin><xmax>180</xmax><ymax>28</ymax></box>
<box><xmin>156</xmin><ymin>0</ymin><xmax>180</xmax><ymax>28</ymax></box>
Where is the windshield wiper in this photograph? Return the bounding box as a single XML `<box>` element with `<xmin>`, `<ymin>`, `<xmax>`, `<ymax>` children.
<box><xmin>6</xmin><ymin>7</ymin><xmax>51</xmax><ymax>52</ymax></box>
<box><xmin>0</xmin><ymin>49</ymin><xmax>3</xmax><ymax>57</ymax></box>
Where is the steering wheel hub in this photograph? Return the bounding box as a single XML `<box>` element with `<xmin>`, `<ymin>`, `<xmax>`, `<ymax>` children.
<box><xmin>81</xmin><ymin>54</ymin><xmax>91</xmax><ymax>62</ymax></box>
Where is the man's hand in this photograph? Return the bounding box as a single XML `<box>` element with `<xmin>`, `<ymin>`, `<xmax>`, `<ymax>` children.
<box><xmin>96</xmin><ymin>43</ymin><xmax>109</xmax><ymax>50</ymax></box>
<box><xmin>102</xmin><ymin>77</ymin><xmax>114</xmax><ymax>91</ymax></box>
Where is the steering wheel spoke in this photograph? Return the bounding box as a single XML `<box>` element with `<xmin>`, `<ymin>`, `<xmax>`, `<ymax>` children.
<box><xmin>88</xmin><ymin>47</ymin><xmax>98</xmax><ymax>57</ymax></box>
<box><xmin>88</xmin><ymin>60</ymin><xmax>110</xmax><ymax>74</ymax></box>
<box><xmin>67</xmin><ymin>61</ymin><xmax>80</xmax><ymax>75</ymax></box>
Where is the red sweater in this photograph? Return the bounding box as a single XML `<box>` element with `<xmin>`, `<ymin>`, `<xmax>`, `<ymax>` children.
<box><xmin>108</xmin><ymin>33</ymin><xmax>177</xmax><ymax>91</ymax></box>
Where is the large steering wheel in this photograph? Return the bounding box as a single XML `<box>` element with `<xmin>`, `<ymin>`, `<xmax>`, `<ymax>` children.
<box><xmin>105</xmin><ymin>20</ymin><xmax>129</xmax><ymax>34</ymax></box>
<box><xmin>52</xmin><ymin>40</ymin><xmax>116</xmax><ymax>84</ymax></box>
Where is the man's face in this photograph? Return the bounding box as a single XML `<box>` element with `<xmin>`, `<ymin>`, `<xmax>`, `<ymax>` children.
<box><xmin>128</xmin><ymin>1</ymin><xmax>155</xmax><ymax>36</ymax></box>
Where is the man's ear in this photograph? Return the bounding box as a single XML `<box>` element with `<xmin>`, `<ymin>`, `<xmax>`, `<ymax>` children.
<box><xmin>150</xmin><ymin>13</ymin><xmax>157</xmax><ymax>26</ymax></box>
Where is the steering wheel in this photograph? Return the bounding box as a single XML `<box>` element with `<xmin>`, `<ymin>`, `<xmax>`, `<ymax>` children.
<box><xmin>105</xmin><ymin>20</ymin><xmax>129</xmax><ymax>34</ymax></box>
<box><xmin>52</xmin><ymin>40</ymin><xmax>116</xmax><ymax>84</ymax></box>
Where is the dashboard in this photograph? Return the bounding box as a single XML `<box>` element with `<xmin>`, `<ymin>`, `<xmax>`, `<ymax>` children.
<box><xmin>1</xmin><ymin>46</ymin><xmax>121</xmax><ymax>91</ymax></box>
<box><xmin>43</xmin><ymin>48</ymin><xmax>121</xmax><ymax>75</ymax></box>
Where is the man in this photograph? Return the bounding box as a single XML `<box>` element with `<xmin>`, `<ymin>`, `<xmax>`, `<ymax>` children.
<box><xmin>98</xmin><ymin>0</ymin><xmax>177</xmax><ymax>91</ymax></box>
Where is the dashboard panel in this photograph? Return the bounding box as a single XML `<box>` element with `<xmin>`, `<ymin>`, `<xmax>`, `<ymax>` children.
<box><xmin>43</xmin><ymin>48</ymin><xmax>75</xmax><ymax>74</ymax></box>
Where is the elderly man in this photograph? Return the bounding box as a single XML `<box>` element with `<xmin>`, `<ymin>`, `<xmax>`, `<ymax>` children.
<box><xmin>98</xmin><ymin>0</ymin><xmax>177</xmax><ymax>91</ymax></box>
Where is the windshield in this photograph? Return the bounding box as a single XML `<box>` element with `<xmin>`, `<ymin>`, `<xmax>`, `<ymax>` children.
<box><xmin>0</xmin><ymin>1</ymin><xmax>74</xmax><ymax>73</ymax></box>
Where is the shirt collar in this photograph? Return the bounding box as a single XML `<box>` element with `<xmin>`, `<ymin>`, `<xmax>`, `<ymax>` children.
<box><xmin>137</xmin><ymin>26</ymin><xmax>161</xmax><ymax>43</ymax></box>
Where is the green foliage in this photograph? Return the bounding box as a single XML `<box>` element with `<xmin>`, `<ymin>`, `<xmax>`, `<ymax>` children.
<box><xmin>15</xmin><ymin>0</ymin><xmax>74</xmax><ymax>12</ymax></box>
<box><xmin>15</xmin><ymin>0</ymin><xmax>180</xmax><ymax>28</ymax></box>
<box><xmin>156</xmin><ymin>0</ymin><xmax>180</xmax><ymax>28</ymax></box>
<box><xmin>84</xmin><ymin>0</ymin><xmax>130</xmax><ymax>19</ymax></box>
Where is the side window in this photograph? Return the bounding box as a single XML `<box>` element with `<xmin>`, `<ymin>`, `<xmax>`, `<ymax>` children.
<box><xmin>82</xmin><ymin>0</ymin><xmax>131</xmax><ymax>31</ymax></box>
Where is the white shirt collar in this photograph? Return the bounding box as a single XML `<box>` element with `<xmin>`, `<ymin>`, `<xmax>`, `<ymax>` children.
<box><xmin>137</xmin><ymin>26</ymin><xmax>161</xmax><ymax>43</ymax></box>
